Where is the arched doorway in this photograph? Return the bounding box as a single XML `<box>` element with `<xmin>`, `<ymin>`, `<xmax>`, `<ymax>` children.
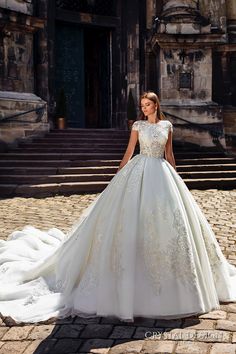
<box><xmin>54</xmin><ymin>0</ymin><xmax>114</xmax><ymax>128</ymax></box>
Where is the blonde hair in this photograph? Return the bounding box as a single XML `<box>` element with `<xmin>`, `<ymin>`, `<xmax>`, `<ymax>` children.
<box><xmin>139</xmin><ymin>92</ymin><xmax>165</xmax><ymax>121</ymax></box>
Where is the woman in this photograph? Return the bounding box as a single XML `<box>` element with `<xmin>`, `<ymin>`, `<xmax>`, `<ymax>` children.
<box><xmin>0</xmin><ymin>92</ymin><xmax>235</xmax><ymax>324</ymax></box>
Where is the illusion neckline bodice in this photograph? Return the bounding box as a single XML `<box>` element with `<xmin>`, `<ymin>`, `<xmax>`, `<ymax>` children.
<box><xmin>132</xmin><ymin>119</ymin><xmax>172</xmax><ymax>159</ymax></box>
<box><xmin>143</xmin><ymin>119</ymin><xmax>162</xmax><ymax>125</ymax></box>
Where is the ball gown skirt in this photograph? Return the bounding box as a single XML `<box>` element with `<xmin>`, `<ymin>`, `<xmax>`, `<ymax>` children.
<box><xmin>0</xmin><ymin>119</ymin><xmax>235</xmax><ymax>323</ymax></box>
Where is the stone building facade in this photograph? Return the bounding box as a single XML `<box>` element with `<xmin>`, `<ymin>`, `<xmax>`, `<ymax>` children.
<box><xmin>146</xmin><ymin>0</ymin><xmax>236</xmax><ymax>150</ymax></box>
<box><xmin>0</xmin><ymin>0</ymin><xmax>235</xmax><ymax>150</ymax></box>
<box><xmin>0</xmin><ymin>0</ymin><xmax>48</xmax><ymax>145</ymax></box>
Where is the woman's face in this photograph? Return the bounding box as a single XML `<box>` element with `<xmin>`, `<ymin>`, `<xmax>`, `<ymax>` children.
<box><xmin>141</xmin><ymin>98</ymin><xmax>157</xmax><ymax>117</ymax></box>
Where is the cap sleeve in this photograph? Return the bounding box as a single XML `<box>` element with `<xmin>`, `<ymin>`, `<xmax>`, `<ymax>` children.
<box><xmin>168</xmin><ymin>121</ymin><xmax>173</xmax><ymax>133</ymax></box>
<box><xmin>132</xmin><ymin>121</ymin><xmax>139</xmax><ymax>132</ymax></box>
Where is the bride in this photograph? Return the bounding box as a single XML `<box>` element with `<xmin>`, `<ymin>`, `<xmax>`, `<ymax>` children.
<box><xmin>0</xmin><ymin>91</ymin><xmax>236</xmax><ymax>324</ymax></box>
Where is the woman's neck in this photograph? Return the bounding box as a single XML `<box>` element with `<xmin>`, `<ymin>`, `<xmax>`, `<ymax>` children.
<box><xmin>146</xmin><ymin>113</ymin><xmax>159</xmax><ymax>123</ymax></box>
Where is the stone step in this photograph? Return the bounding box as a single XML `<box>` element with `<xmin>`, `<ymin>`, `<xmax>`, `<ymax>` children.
<box><xmin>0</xmin><ymin>158</ymin><xmax>235</xmax><ymax>171</ymax></box>
<box><xmin>44</xmin><ymin>132</ymin><xmax>130</xmax><ymax>138</ymax></box>
<box><xmin>18</xmin><ymin>143</ymin><xmax>129</xmax><ymax>149</ymax></box>
<box><xmin>1</xmin><ymin>164</ymin><xmax>236</xmax><ymax>176</ymax></box>
<box><xmin>0</xmin><ymin>174</ymin><xmax>114</xmax><ymax>183</ymax></box>
<box><xmin>10</xmin><ymin>150</ymin><xmax>226</xmax><ymax>159</ymax></box>
<box><xmin>49</xmin><ymin>128</ymin><xmax>127</xmax><ymax>133</ymax></box>
<box><xmin>179</xmin><ymin>170</ymin><xmax>236</xmax><ymax>179</ymax></box>
<box><xmin>0</xmin><ymin>153</ymin><xmax>235</xmax><ymax>164</ymax></box>
<box><xmin>0</xmin><ymin>161</ymin><xmax>236</xmax><ymax>175</ymax></box>
<box><xmin>12</xmin><ymin>146</ymin><xmax>226</xmax><ymax>158</ymax></box>
<box><xmin>11</xmin><ymin>147</ymin><xmax>127</xmax><ymax>154</ymax></box>
<box><xmin>0</xmin><ymin>159</ymin><xmax>120</xmax><ymax>167</ymax></box>
<box><xmin>0</xmin><ymin>182</ymin><xmax>108</xmax><ymax>198</ymax></box>
<box><xmin>0</xmin><ymin>177</ymin><xmax>235</xmax><ymax>198</ymax></box>
<box><xmin>28</xmin><ymin>136</ymin><xmax>230</xmax><ymax>152</ymax></box>
<box><xmin>27</xmin><ymin>137</ymin><xmax>130</xmax><ymax>144</ymax></box>
<box><xmin>183</xmin><ymin>178</ymin><xmax>236</xmax><ymax>189</ymax></box>
<box><xmin>1</xmin><ymin>127</ymin><xmax>234</xmax><ymax>196</ymax></box>
<box><xmin>174</xmin><ymin>157</ymin><xmax>236</xmax><ymax>165</ymax></box>
<box><xmin>0</xmin><ymin>170</ymin><xmax>235</xmax><ymax>184</ymax></box>
<box><xmin>32</xmin><ymin>135</ymin><xmax>221</xmax><ymax>149</ymax></box>
<box><xmin>0</xmin><ymin>152</ymin><xmax>124</xmax><ymax>160</ymax></box>
<box><xmin>176</xmin><ymin>163</ymin><xmax>236</xmax><ymax>171</ymax></box>
<box><xmin>0</xmin><ymin>166</ymin><xmax>118</xmax><ymax>175</ymax></box>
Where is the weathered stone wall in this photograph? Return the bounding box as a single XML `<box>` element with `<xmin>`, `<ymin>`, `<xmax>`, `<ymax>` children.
<box><xmin>149</xmin><ymin>0</ymin><xmax>231</xmax><ymax>149</ymax></box>
<box><xmin>0</xmin><ymin>1</ymin><xmax>49</xmax><ymax>146</ymax></box>
<box><xmin>226</xmin><ymin>0</ymin><xmax>236</xmax><ymax>20</ymax></box>
<box><xmin>126</xmin><ymin>24</ymin><xmax>140</xmax><ymax>110</ymax></box>
<box><xmin>0</xmin><ymin>91</ymin><xmax>48</xmax><ymax>145</ymax></box>
<box><xmin>200</xmin><ymin>0</ymin><xmax>226</xmax><ymax>31</ymax></box>
<box><xmin>0</xmin><ymin>0</ymin><xmax>33</xmax><ymax>15</ymax></box>
<box><xmin>146</xmin><ymin>0</ymin><xmax>156</xmax><ymax>29</ymax></box>
<box><xmin>161</xmin><ymin>102</ymin><xmax>224</xmax><ymax>147</ymax></box>
<box><xmin>225</xmin><ymin>0</ymin><xmax>236</xmax><ymax>44</ymax></box>
<box><xmin>163</xmin><ymin>0</ymin><xmax>197</xmax><ymax>12</ymax></box>
<box><xmin>0</xmin><ymin>31</ymin><xmax>34</xmax><ymax>93</ymax></box>
<box><xmin>34</xmin><ymin>0</ymin><xmax>49</xmax><ymax>102</ymax></box>
<box><xmin>160</xmin><ymin>48</ymin><xmax>212</xmax><ymax>102</ymax></box>
<box><xmin>124</xmin><ymin>0</ymin><xmax>142</xmax><ymax>126</ymax></box>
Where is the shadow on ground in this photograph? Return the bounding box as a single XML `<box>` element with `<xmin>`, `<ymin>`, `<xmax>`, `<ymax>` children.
<box><xmin>9</xmin><ymin>315</ymin><xmax>201</xmax><ymax>354</ymax></box>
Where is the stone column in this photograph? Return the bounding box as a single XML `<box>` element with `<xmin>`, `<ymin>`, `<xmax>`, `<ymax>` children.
<box><xmin>226</xmin><ymin>0</ymin><xmax>236</xmax><ymax>43</ymax></box>
<box><xmin>226</xmin><ymin>0</ymin><xmax>236</xmax><ymax>20</ymax></box>
<box><xmin>162</xmin><ymin>0</ymin><xmax>198</xmax><ymax>13</ymax></box>
<box><xmin>146</xmin><ymin>0</ymin><xmax>156</xmax><ymax>29</ymax></box>
<box><xmin>220</xmin><ymin>53</ymin><xmax>232</xmax><ymax>105</ymax></box>
<box><xmin>152</xmin><ymin>0</ymin><xmax>226</xmax><ymax>148</ymax></box>
<box><xmin>0</xmin><ymin>3</ymin><xmax>49</xmax><ymax>145</ymax></box>
<box><xmin>35</xmin><ymin>1</ymin><xmax>50</xmax><ymax>102</ymax></box>
<box><xmin>159</xmin><ymin>0</ymin><xmax>204</xmax><ymax>35</ymax></box>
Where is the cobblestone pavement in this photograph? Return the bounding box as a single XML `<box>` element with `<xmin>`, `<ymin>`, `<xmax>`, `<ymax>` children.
<box><xmin>0</xmin><ymin>190</ymin><xmax>235</xmax><ymax>354</ymax></box>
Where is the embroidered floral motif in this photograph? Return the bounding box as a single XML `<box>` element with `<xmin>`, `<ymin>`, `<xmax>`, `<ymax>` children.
<box><xmin>141</xmin><ymin>208</ymin><xmax>198</xmax><ymax>295</ymax></box>
<box><xmin>77</xmin><ymin>228</ymin><xmax>104</xmax><ymax>295</ymax></box>
<box><xmin>53</xmin><ymin>280</ymin><xmax>65</xmax><ymax>292</ymax></box>
<box><xmin>23</xmin><ymin>279</ymin><xmax>52</xmax><ymax>306</ymax></box>
<box><xmin>111</xmin><ymin>155</ymin><xmax>145</xmax><ymax>193</ymax></box>
<box><xmin>135</xmin><ymin>121</ymin><xmax>171</xmax><ymax>159</ymax></box>
<box><xmin>170</xmin><ymin>209</ymin><xmax>198</xmax><ymax>287</ymax></box>
<box><xmin>0</xmin><ymin>265</ymin><xmax>8</xmax><ymax>274</ymax></box>
<box><xmin>110</xmin><ymin>208</ymin><xmax>125</xmax><ymax>277</ymax></box>
<box><xmin>199</xmin><ymin>220</ymin><xmax>223</xmax><ymax>281</ymax></box>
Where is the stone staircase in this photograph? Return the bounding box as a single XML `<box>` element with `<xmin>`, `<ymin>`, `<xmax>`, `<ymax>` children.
<box><xmin>0</xmin><ymin>128</ymin><xmax>236</xmax><ymax>198</ymax></box>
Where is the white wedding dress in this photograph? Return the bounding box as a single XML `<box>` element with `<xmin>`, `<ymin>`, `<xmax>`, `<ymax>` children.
<box><xmin>0</xmin><ymin>119</ymin><xmax>236</xmax><ymax>324</ymax></box>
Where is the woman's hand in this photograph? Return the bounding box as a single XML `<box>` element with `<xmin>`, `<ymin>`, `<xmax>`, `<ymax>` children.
<box><xmin>165</xmin><ymin>130</ymin><xmax>176</xmax><ymax>171</ymax></box>
<box><xmin>117</xmin><ymin>130</ymin><xmax>138</xmax><ymax>173</ymax></box>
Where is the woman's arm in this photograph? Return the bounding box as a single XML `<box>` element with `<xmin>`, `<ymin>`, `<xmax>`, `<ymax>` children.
<box><xmin>117</xmin><ymin>130</ymin><xmax>138</xmax><ymax>172</ymax></box>
<box><xmin>165</xmin><ymin>130</ymin><xmax>176</xmax><ymax>170</ymax></box>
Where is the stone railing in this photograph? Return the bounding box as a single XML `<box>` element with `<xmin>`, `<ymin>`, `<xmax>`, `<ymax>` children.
<box><xmin>163</xmin><ymin>110</ymin><xmax>229</xmax><ymax>154</ymax></box>
<box><xmin>0</xmin><ymin>105</ymin><xmax>46</xmax><ymax>124</ymax></box>
<box><xmin>0</xmin><ymin>92</ymin><xmax>50</xmax><ymax>147</ymax></box>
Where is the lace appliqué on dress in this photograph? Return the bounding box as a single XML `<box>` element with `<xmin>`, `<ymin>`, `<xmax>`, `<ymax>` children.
<box><xmin>132</xmin><ymin>121</ymin><xmax>140</xmax><ymax>131</ymax></box>
<box><xmin>199</xmin><ymin>220</ymin><xmax>224</xmax><ymax>282</ymax></box>
<box><xmin>111</xmin><ymin>155</ymin><xmax>145</xmax><ymax>193</ymax></box>
<box><xmin>137</xmin><ymin>121</ymin><xmax>171</xmax><ymax>159</ymax></box>
<box><xmin>76</xmin><ymin>218</ymin><xmax>106</xmax><ymax>296</ymax></box>
<box><xmin>23</xmin><ymin>278</ymin><xmax>53</xmax><ymax>306</ymax></box>
<box><xmin>0</xmin><ymin>265</ymin><xmax>8</xmax><ymax>275</ymax></box>
<box><xmin>141</xmin><ymin>208</ymin><xmax>198</xmax><ymax>295</ymax></box>
<box><xmin>110</xmin><ymin>207</ymin><xmax>126</xmax><ymax>277</ymax></box>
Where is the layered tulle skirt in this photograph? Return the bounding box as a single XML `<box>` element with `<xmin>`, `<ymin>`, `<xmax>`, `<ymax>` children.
<box><xmin>0</xmin><ymin>154</ymin><xmax>236</xmax><ymax>323</ymax></box>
